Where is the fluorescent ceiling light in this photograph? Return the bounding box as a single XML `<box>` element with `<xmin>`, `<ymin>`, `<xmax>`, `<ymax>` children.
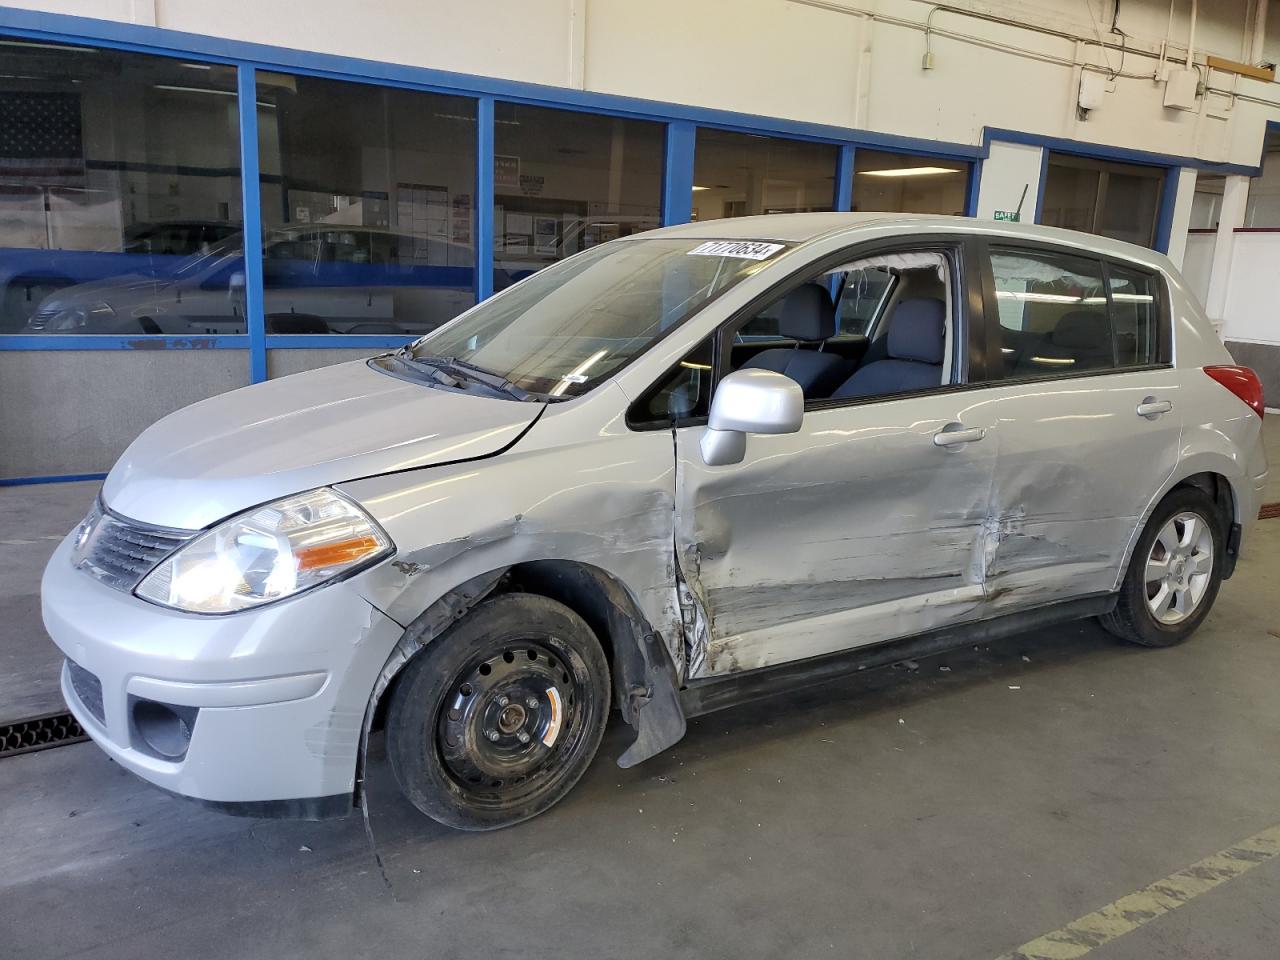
<box><xmin>692</xmin><ymin>185</ymin><xmax>710</xmax><ymax>191</ymax></box>
<box><xmin>154</xmin><ymin>84</ymin><xmax>236</xmax><ymax>96</ymax></box>
<box><xmin>0</xmin><ymin>39</ymin><xmax>94</xmax><ymax>52</ymax></box>
<box><xmin>858</xmin><ymin>166</ymin><xmax>961</xmax><ymax>178</ymax></box>
<box><xmin>180</xmin><ymin>62</ymin><xmax>214</xmax><ymax>70</ymax></box>
<box><xmin>995</xmin><ymin>290</ymin><xmax>1082</xmax><ymax>303</ymax></box>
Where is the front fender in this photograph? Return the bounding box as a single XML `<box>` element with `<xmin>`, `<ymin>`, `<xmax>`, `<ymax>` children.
<box><xmin>337</xmin><ymin>385</ymin><xmax>685</xmax><ymax>686</ymax></box>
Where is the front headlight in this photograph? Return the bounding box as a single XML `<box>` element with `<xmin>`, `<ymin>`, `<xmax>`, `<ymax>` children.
<box><xmin>135</xmin><ymin>488</ymin><xmax>393</xmax><ymax>614</ymax></box>
<box><xmin>50</xmin><ymin>301</ymin><xmax>114</xmax><ymax>331</ymax></box>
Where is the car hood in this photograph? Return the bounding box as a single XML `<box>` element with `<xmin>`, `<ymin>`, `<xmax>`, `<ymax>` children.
<box><xmin>103</xmin><ymin>359</ymin><xmax>544</xmax><ymax>529</ymax></box>
<box><xmin>38</xmin><ymin>274</ymin><xmax>167</xmax><ymax>310</ymax></box>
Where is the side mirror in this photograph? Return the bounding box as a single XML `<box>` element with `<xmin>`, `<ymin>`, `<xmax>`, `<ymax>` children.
<box><xmin>700</xmin><ymin>368</ymin><xmax>804</xmax><ymax>466</ymax></box>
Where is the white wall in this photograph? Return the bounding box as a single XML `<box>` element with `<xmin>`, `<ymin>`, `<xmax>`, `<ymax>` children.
<box><xmin>1221</xmin><ymin>232</ymin><xmax>1280</xmax><ymax>346</ymax></box>
<box><xmin>1181</xmin><ymin>232</ymin><xmax>1216</xmax><ymax>307</ymax></box>
<box><xmin>1165</xmin><ymin>167</ymin><xmax>1199</xmax><ymax>269</ymax></box>
<box><xmin>975</xmin><ymin>141</ymin><xmax>1043</xmax><ymax>221</ymax></box>
<box><xmin>6</xmin><ymin>0</ymin><xmax>1280</xmax><ymax>169</ymax></box>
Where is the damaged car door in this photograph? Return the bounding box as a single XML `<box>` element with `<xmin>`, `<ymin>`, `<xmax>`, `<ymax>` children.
<box><xmin>672</xmin><ymin>239</ymin><xmax>1000</xmax><ymax>678</ymax></box>
<box><xmin>973</xmin><ymin>242</ymin><xmax>1184</xmax><ymax>612</ymax></box>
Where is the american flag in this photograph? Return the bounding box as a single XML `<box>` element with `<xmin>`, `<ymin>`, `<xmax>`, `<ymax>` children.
<box><xmin>0</xmin><ymin>91</ymin><xmax>84</xmax><ymax>178</ymax></box>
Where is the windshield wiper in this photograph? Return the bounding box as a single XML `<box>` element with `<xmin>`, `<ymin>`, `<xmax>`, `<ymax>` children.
<box><xmin>395</xmin><ymin>351</ymin><xmax>532</xmax><ymax>401</ymax></box>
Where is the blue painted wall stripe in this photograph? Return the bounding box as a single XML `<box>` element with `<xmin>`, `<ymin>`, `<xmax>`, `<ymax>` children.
<box><xmin>835</xmin><ymin>145</ymin><xmax>855</xmax><ymax>212</ymax></box>
<box><xmin>0</xmin><ymin>336</ymin><xmax>251</xmax><ymax>351</ymax></box>
<box><xmin>662</xmin><ymin>122</ymin><xmax>696</xmax><ymax>226</ymax></box>
<box><xmin>964</xmin><ymin>160</ymin><xmax>982</xmax><ymax>217</ymax></box>
<box><xmin>1153</xmin><ymin>166</ymin><xmax>1182</xmax><ymax>255</ymax></box>
<box><xmin>236</xmin><ymin>64</ymin><xmax>267</xmax><ymax>383</ymax></box>
<box><xmin>475</xmin><ymin>97</ymin><xmax>495</xmax><ymax>303</ymax></box>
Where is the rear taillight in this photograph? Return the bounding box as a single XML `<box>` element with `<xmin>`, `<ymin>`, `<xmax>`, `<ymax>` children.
<box><xmin>1203</xmin><ymin>365</ymin><xmax>1265</xmax><ymax>418</ymax></box>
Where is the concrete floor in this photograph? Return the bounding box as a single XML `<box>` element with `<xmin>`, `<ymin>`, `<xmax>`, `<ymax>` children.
<box><xmin>0</xmin><ymin>480</ymin><xmax>97</xmax><ymax>722</ymax></box>
<box><xmin>1</xmin><ymin>429</ymin><xmax>1278</xmax><ymax>959</ymax></box>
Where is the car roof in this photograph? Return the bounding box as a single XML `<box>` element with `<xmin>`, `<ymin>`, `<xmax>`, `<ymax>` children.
<box><xmin>643</xmin><ymin>213</ymin><xmax>1173</xmax><ymax>271</ymax></box>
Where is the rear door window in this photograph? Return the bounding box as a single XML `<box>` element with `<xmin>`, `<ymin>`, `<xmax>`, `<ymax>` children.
<box><xmin>986</xmin><ymin>246</ymin><xmax>1162</xmax><ymax>380</ymax></box>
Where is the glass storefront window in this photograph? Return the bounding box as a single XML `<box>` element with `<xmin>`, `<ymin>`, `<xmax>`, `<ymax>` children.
<box><xmin>691</xmin><ymin>129</ymin><xmax>837</xmax><ymax>222</ymax></box>
<box><xmin>255</xmin><ymin>72</ymin><xmax>477</xmax><ymax>336</ymax></box>
<box><xmin>0</xmin><ymin>39</ymin><xmax>243</xmax><ymax>335</ymax></box>
<box><xmin>492</xmin><ymin>103</ymin><xmax>663</xmax><ymax>292</ymax></box>
<box><xmin>1040</xmin><ymin>154</ymin><xmax>1164</xmax><ymax>248</ymax></box>
<box><xmin>852</xmin><ymin>150</ymin><xmax>969</xmax><ymax>214</ymax></box>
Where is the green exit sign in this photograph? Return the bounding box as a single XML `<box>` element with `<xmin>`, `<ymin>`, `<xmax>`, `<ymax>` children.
<box><xmin>993</xmin><ymin>210</ymin><xmax>1020</xmax><ymax>222</ymax></box>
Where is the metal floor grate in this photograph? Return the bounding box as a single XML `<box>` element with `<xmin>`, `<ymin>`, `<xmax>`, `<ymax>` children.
<box><xmin>0</xmin><ymin>711</ymin><xmax>88</xmax><ymax>759</ymax></box>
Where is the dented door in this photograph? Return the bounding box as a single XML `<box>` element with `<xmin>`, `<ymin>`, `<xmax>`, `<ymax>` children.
<box><xmin>977</xmin><ymin>371</ymin><xmax>1183</xmax><ymax>613</ymax></box>
<box><xmin>674</xmin><ymin>393</ymin><xmax>999</xmax><ymax>677</ymax></box>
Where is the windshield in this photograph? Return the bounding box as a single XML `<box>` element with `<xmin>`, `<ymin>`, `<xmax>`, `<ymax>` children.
<box><xmin>170</xmin><ymin>233</ymin><xmax>244</xmax><ymax>278</ymax></box>
<box><xmin>401</xmin><ymin>237</ymin><xmax>789</xmax><ymax>398</ymax></box>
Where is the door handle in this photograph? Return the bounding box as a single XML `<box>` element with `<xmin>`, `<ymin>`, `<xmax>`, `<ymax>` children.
<box><xmin>1136</xmin><ymin>397</ymin><xmax>1173</xmax><ymax>419</ymax></box>
<box><xmin>933</xmin><ymin>425</ymin><xmax>987</xmax><ymax>447</ymax></box>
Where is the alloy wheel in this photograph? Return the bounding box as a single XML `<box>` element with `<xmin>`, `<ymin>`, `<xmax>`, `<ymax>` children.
<box><xmin>1144</xmin><ymin>511</ymin><xmax>1214</xmax><ymax>625</ymax></box>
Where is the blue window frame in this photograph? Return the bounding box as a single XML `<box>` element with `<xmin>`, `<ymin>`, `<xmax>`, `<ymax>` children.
<box><xmin>0</xmin><ymin>7</ymin><xmax>1003</xmax><ymax>388</ymax></box>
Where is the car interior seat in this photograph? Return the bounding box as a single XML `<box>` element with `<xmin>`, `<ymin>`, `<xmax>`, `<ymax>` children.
<box><xmin>740</xmin><ymin>283</ymin><xmax>852</xmax><ymax>398</ymax></box>
<box><xmin>1015</xmin><ymin>310</ymin><xmax>1113</xmax><ymax>374</ymax></box>
<box><xmin>832</xmin><ymin>297</ymin><xmax>946</xmax><ymax>400</ymax></box>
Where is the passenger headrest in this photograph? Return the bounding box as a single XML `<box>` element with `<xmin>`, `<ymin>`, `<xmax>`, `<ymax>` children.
<box><xmin>887</xmin><ymin>298</ymin><xmax>946</xmax><ymax>364</ymax></box>
<box><xmin>778</xmin><ymin>283</ymin><xmax>836</xmax><ymax>342</ymax></box>
<box><xmin>1052</xmin><ymin>311</ymin><xmax>1110</xmax><ymax>350</ymax></box>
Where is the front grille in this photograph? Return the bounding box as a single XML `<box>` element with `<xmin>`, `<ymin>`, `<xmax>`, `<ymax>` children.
<box><xmin>67</xmin><ymin>659</ymin><xmax>105</xmax><ymax>725</ymax></box>
<box><xmin>71</xmin><ymin>500</ymin><xmax>194</xmax><ymax>593</ymax></box>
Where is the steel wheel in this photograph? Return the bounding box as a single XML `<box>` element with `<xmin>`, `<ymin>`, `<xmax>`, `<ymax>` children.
<box><xmin>436</xmin><ymin>638</ymin><xmax>593</xmax><ymax>809</ymax></box>
<box><xmin>387</xmin><ymin>594</ymin><xmax>610</xmax><ymax>830</ymax></box>
<box><xmin>1144</xmin><ymin>510</ymin><xmax>1214</xmax><ymax>625</ymax></box>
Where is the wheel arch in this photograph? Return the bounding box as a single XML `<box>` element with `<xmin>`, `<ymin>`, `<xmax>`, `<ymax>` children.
<box><xmin>1119</xmin><ymin>457</ymin><xmax>1244</xmax><ymax>590</ymax></box>
<box><xmin>359</xmin><ymin>559</ymin><xmax>686</xmax><ymax>803</ymax></box>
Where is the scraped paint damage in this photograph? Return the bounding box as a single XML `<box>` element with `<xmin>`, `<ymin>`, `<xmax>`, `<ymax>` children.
<box><xmin>672</xmin><ymin>419</ymin><xmax>1173</xmax><ymax>677</ymax></box>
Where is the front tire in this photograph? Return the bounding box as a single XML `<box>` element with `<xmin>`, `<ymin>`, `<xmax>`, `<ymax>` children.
<box><xmin>1099</xmin><ymin>486</ymin><xmax>1225</xmax><ymax>647</ymax></box>
<box><xmin>386</xmin><ymin>593</ymin><xmax>610</xmax><ymax>831</ymax></box>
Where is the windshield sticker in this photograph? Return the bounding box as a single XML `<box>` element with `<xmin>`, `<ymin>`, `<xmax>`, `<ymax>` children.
<box><xmin>686</xmin><ymin>240</ymin><xmax>785</xmax><ymax>260</ymax></box>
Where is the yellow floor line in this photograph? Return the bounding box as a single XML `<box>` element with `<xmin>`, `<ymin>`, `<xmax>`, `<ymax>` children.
<box><xmin>995</xmin><ymin>823</ymin><xmax>1280</xmax><ymax>960</ymax></box>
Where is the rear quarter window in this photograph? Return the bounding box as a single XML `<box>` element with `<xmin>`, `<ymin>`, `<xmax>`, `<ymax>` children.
<box><xmin>987</xmin><ymin>245</ymin><xmax>1165</xmax><ymax>380</ymax></box>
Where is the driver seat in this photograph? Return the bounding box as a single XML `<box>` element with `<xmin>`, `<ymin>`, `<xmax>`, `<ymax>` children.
<box><xmin>741</xmin><ymin>283</ymin><xmax>848</xmax><ymax>398</ymax></box>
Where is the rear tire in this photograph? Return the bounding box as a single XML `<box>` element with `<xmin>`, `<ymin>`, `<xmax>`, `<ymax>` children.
<box><xmin>386</xmin><ymin>593</ymin><xmax>610</xmax><ymax>831</ymax></box>
<box><xmin>1099</xmin><ymin>487</ymin><xmax>1225</xmax><ymax>647</ymax></box>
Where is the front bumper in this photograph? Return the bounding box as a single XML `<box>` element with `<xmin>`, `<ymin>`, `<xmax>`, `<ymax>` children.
<box><xmin>42</xmin><ymin>534</ymin><xmax>404</xmax><ymax>807</ymax></box>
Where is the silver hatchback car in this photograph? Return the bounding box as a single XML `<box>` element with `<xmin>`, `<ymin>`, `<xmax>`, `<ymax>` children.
<box><xmin>43</xmin><ymin>214</ymin><xmax>1269</xmax><ymax>830</ymax></box>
